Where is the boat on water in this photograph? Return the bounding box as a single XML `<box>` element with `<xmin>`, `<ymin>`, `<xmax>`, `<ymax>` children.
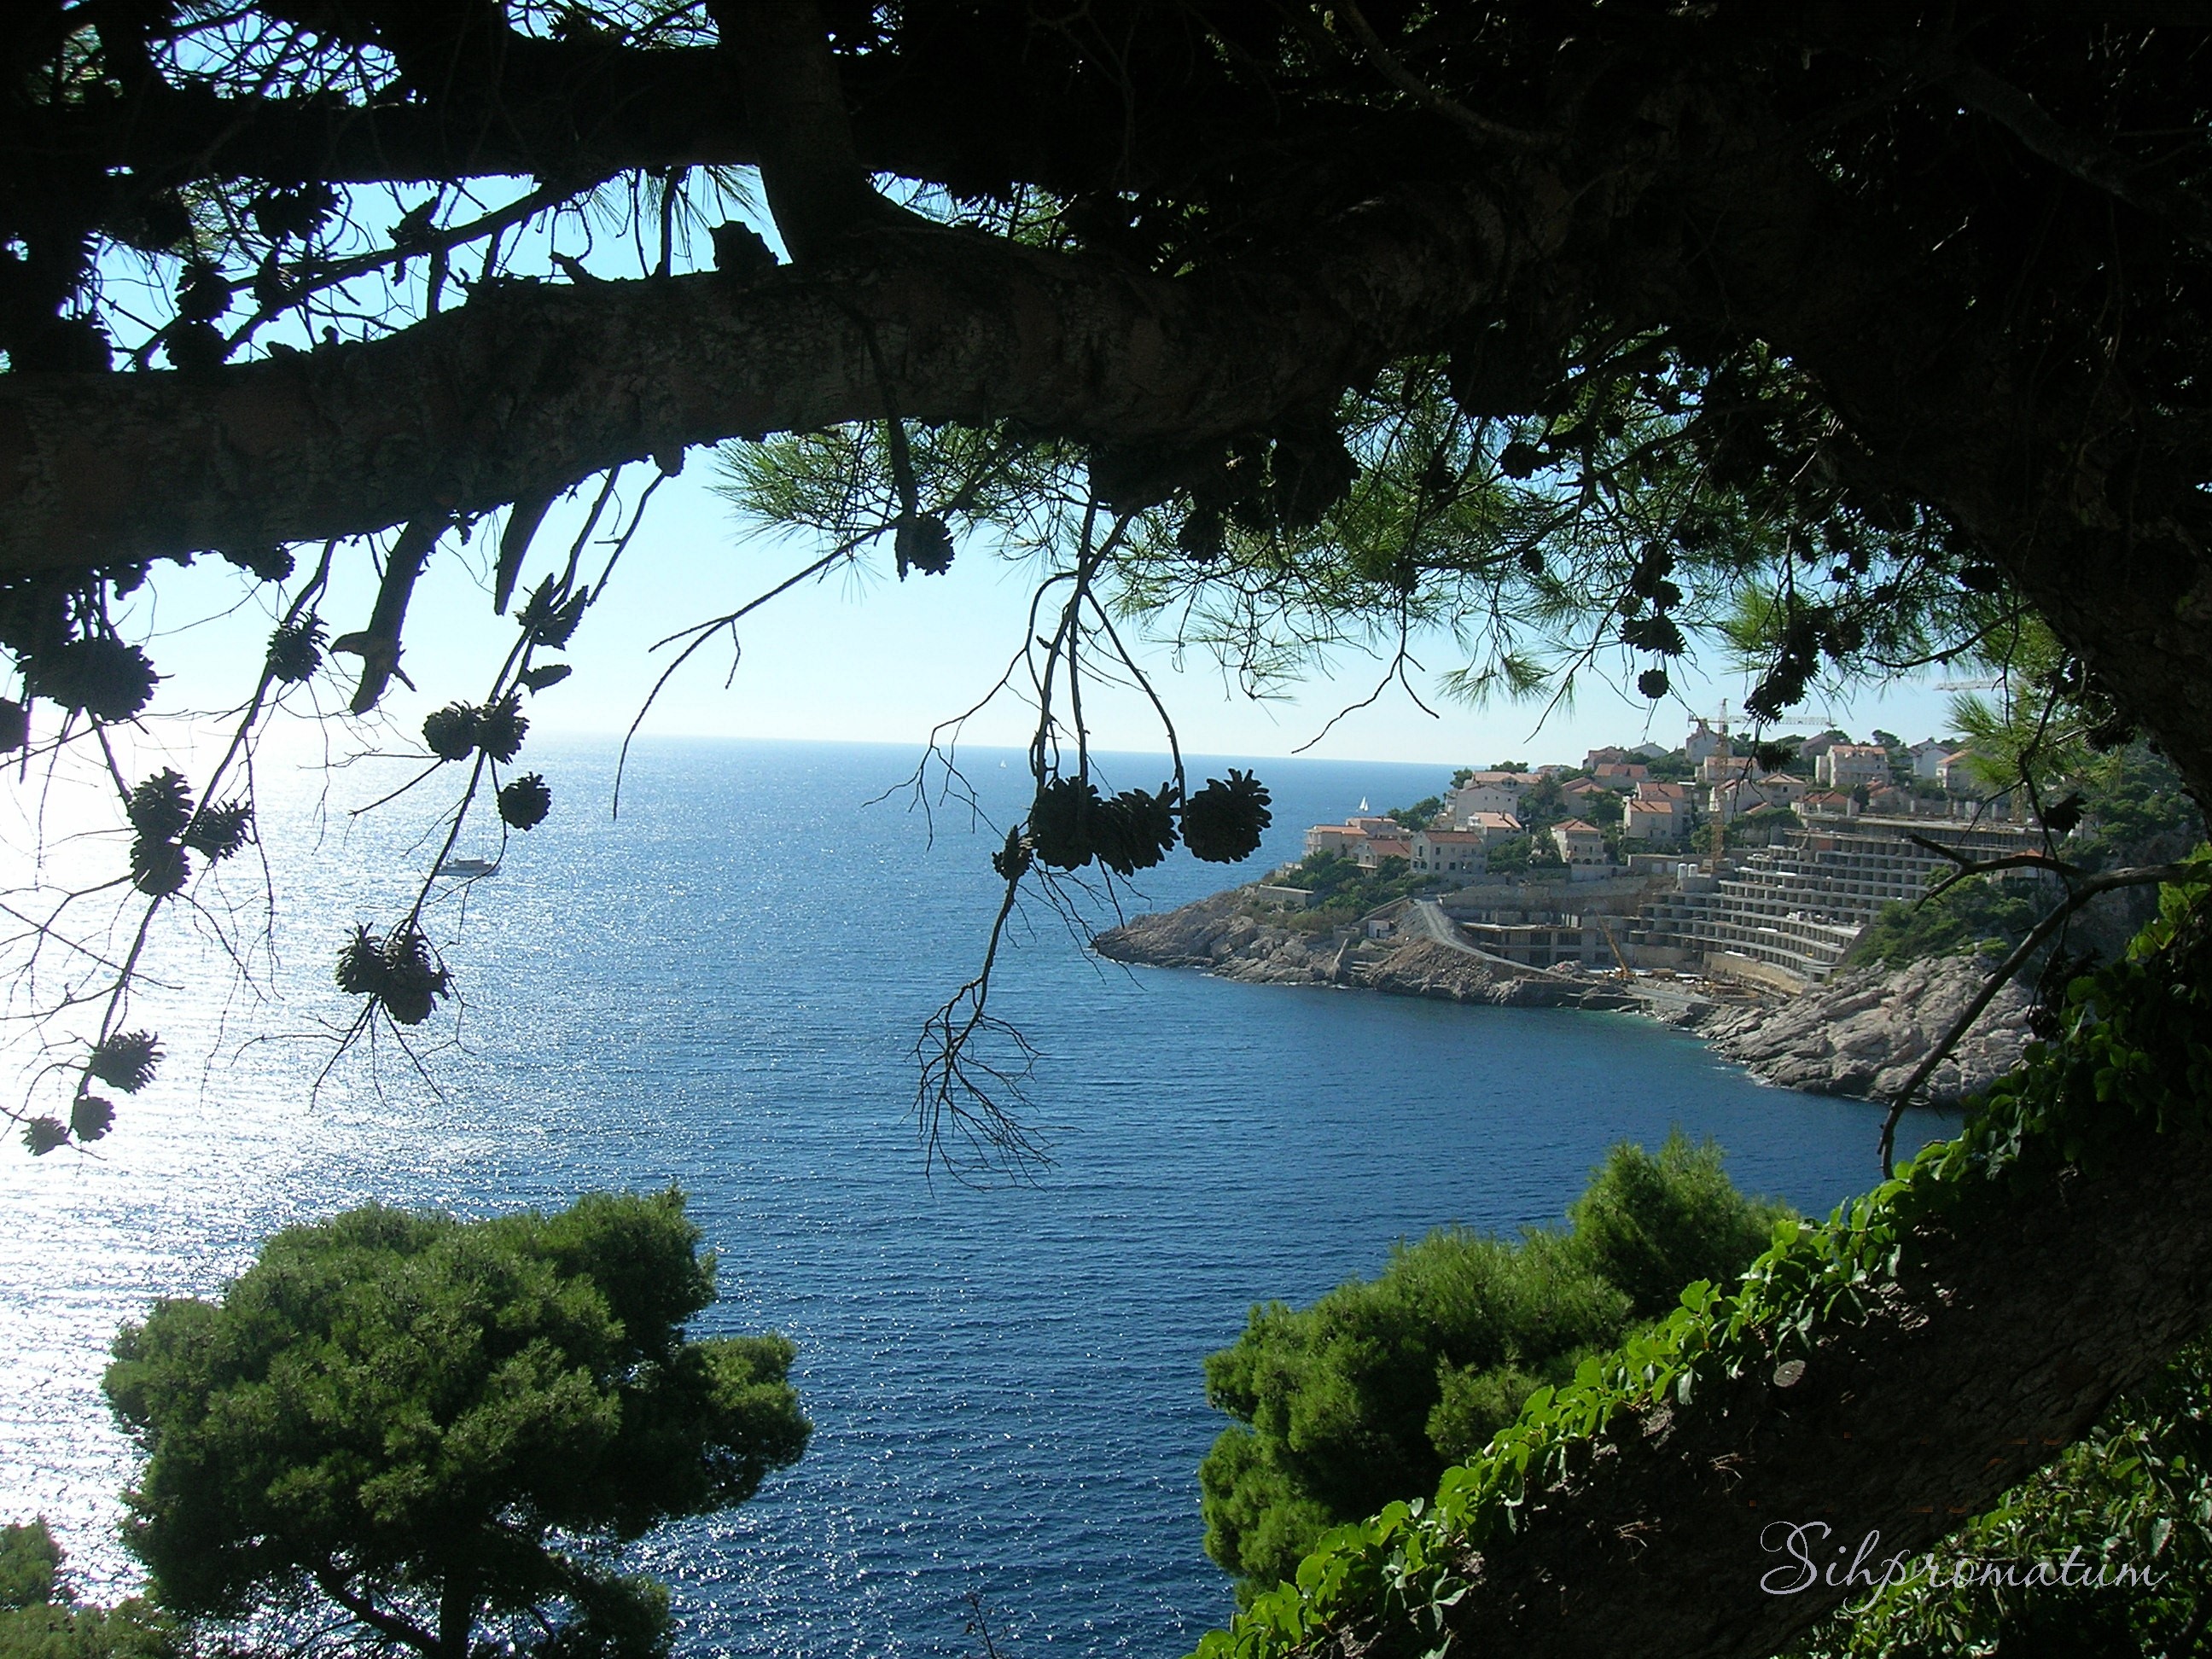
<box><xmin>438</xmin><ymin>857</ymin><xmax>498</xmax><ymax>877</ymax></box>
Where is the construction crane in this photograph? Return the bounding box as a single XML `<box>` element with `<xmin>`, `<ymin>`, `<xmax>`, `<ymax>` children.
<box><xmin>1698</xmin><ymin>698</ymin><xmax>1731</xmax><ymax>870</ymax></box>
<box><xmin>1596</xmin><ymin>915</ymin><xmax>1633</xmax><ymax>981</ymax></box>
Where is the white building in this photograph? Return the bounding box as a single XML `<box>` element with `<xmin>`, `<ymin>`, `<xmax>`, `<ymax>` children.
<box><xmin>1551</xmin><ymin>818</ymin><xmax>1608</xmax><ymax>866</ymax></box>
<box><xmin>1448</xmin><ymin>771</ymin><xmax>1534</xmax><ymax>823</ymax></box>
<box><xmin>1908</xmin><ymin>737</ymin><xmax>1956</xmax><ymax>780</ymax></box>
<box><xmin>1410</xmin><ymin>830</ymin><xmax>1487</xmax><ymax>878</ymax></box>
<box><xmin>1623</xmin><ymin>781</ymin><xmax>1691</xmax><ymax>841</ymax></box>
<box><xmin>1304</xmin><ymin>824</ymin><xmax>1362</xmax><ymax>858</ymax></box>
<box><xmin>1816</xmin><ymin>743</ymin><xmax>1893</xmax><ymax>790</ymax></box>
<box><xmin>1707</xmin><ymin>777</ymin><xmax>1762</xmax><ymax>824</ymax></box>
<box><xmin>1356</xmin><ymin>830</ymin><xmax>1413</xmax><ymax>868</ymax></box>
<box><xmin>1698</xmin><ymin>750</ymin><xmax>1756</xmax><ymax>785</ymax></box>
<box><xmin>1754</xmin><ymin>771</ymin><xmax>1809</xmax><ymax>807</ymax></box>
<box><xmin>1685</xmin><ymin>719</ymin><xmax>1726</xmax><ymax>765</ymax></box>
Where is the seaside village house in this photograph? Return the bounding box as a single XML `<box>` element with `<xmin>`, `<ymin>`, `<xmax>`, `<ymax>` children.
<box><xmin>1302</xmin><ymin>815</ymin><xmax>1404</xmax><ymax>862</ymax></box>
<box><xmin>1908</xmin><ymin>736</ymin><xmax>1955</xmax><ymax>779</ymax></box>
<box><xmin>1411</xmin><ymin>829</ymin><xmax>1487</xmax><ymax>879</ymax></box>
<box><xmin>1937</xmin><ymin>749</ymin><xmax>1982</xmax><ymax>794</ymax></box>
<box><xmin>1462</xmin><ymin>811</ymin><xmax>1525</xmax><ymax>846</ymax></box>
<box><xmin>1354</xmin><ymin>819</ymin><xmax>1413</xmax><ymax>868</ymax></box>
<box><xmin>1285</xmin><ymin>716</ymin><xmax>2051</xmax><ymax>994</ymax></box>
<box><xmin>1708</xmin><ymin>771</ymin><xmax>1813</xmax><ymax>824</ymax></box>
<box><xmin>1622</xmin><ymin>781</ymin><xmax>1691</xmax><ymax>842</ymax></box>
<box><xmin>1549</xmin><ymin>818</ymin><xmax>1610</xmax><ymax>871</ymax></box>
<box><xmin>1303</xmin><ymin>822</ymin><xmax>1363</xmax><ymax>858</ymax></box>
<box><xmin>1559</xmin><ymin>775</ymin><xmax>1615</xmax><ymax>813</ymax></box>
<box><xmin>1816</xmin><ymin>742</ymin><xmax>1895</xmax><ymax>792</ymax></box>
<box><xmin>1447</xmin><ymin>770</ymin><xmax>1536</xmax><ymax>823</ymax></box>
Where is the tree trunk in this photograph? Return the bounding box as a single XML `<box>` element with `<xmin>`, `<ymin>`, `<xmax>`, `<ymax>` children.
<box><xmin>438</xmin><ymin>1572</ymin><xmax>479</xmax><ymax>1659</ymax></box>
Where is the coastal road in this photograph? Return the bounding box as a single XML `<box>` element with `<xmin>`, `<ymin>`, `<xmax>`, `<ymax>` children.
<box><xmin>1409</xmin><ymin>898</ymin><xmax>1485</xmax><ymax>954</ymax></box>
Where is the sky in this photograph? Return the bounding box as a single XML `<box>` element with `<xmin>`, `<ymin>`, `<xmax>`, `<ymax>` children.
<box><xmin>124</xmin><ymin>461</ymin><xmax>1968</xmax><ymax>781</ymax></box>
<box><xmin>85</xmin><ymin>166</ymin><xmax>1970</xmax><ymax>783</ymax></box>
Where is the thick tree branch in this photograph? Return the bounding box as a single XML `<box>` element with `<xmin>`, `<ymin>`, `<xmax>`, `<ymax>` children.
<box><xmin>1935</xmin><ymin>54</ymin><xmax>2212</xmax><ymax>252</ymax></box>
<box><xmin>710</xmin><ymin>0</ymin><xmax>885</xmax><ymax>261</ymax></box>
<box><xmin>0</xmin><ymin>186</ymin><xmax>1511</xmax><ymax>575</ymax></box>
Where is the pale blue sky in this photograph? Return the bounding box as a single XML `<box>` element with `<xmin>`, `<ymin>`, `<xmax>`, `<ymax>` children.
<box><xmin>102</xmin><ymin>172</ymin><xmax>1966</xmax><ymax>772</ymax></box>
<box><xmin>132</xmin><ymin>461</ymin><xmax>1965</xmax><ymax>773</ymax></box>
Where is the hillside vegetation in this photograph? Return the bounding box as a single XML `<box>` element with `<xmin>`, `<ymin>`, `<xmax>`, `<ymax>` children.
<box><xmin>1198</xmin><ymin>1136</ymin><xmax>1789</xmax><ymax>1598</ymax></box>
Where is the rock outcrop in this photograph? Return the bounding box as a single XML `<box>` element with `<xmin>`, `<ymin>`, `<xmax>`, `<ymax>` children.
<box><xmin>1691</xmin><ymin>952</ymin><xmax>2032</xmax><ymax>1105</ymax></box>
<box><xmin>1093</xmin><ymin>892</ymin><xmax>1633</xmax><ymax>1008</ymax></box>
<box><xmin>1095</xmin><ymin>888</ymin><xmax>2038</xmax><ymax>1105</ymax></box>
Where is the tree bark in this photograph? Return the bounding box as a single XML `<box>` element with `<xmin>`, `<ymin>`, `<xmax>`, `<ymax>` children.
<box><xmin>710</xmin><ymin>0</ymin><xmax>884</xmax><ymax>262</ymax></box>
<box><xmin>0</xmin><ymin>186</ymin><xmax>1509</xmax><ymax>573</ymax></box>
<box><xmin>1638</xmin><ymin>154</ymin><xmax>2212</xmax><ymax>804</ymax></box>
<box><xmin>1311</xmin><ymin>1132</ymin><xmax>2212</xmax><ymax>1658</ymax></box>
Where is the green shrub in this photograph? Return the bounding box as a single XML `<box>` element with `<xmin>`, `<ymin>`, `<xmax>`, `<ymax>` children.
<box><xmin>1198</xmin><ymin>1134</ymin><xmax>1790</xmax><ymax>1598</ymax></box>
<box><xmin>0</xmin><ymin>1521</ymin><xmax>181</xmax><ymax>1659</ymax></box>
<box><xmin>1569</xmin><ymin>1136</ymin><xmax>1787</xmax><ymax>1317</ymax></box>
<box><xmin>104</xmin><ymin>1190</ymin><xmax>807</xmax><ymax>1659</ymax></box>
<box><xmin>1846</xmin><ymin>875</ymin><xmax>2046</xmax><ymax>970</ymax></box>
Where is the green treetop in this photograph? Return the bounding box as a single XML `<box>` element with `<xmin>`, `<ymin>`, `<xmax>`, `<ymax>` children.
<box><xmin>1199</xmin><ymin>1136</ymin><xmax>1787</xmax><ymax>1598</ymax></box>
<box><xmin>0</xmin><ymin>1520</ymin><xmax>179</xmax><ymax>1659</ymax></box>
<box><xmin>103</xmin><ymin>1190</ymin><xmax>809</xmax><ymax>1659</ymax></box>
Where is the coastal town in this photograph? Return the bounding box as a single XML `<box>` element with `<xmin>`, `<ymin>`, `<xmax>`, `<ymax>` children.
<box><xmin>1276</xmin><ymin>718</ymin><xmax>2039</xmax><ymax>994</ymax></box>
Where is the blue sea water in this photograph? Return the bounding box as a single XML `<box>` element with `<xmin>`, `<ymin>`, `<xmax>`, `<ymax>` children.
<box><xmin>0</xmin><ymin>738</ymin><xmax>1951</xmax><ymax>1655</ymax></box>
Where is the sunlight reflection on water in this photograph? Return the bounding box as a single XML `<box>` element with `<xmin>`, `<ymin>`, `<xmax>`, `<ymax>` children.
<box><xmin>0</xmin><ymin>738</ymin><xmax>1951</xmax><ymax>1655</ymax></box>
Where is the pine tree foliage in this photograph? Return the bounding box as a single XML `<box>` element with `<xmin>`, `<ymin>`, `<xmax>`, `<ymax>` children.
<box><xmin>103</xmin><ymin>1190</ymin><xmax>810</xmax><ymax>1659</ymax></box>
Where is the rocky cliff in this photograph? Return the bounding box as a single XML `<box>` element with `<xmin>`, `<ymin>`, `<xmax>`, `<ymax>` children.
<box><xmin>1095</xmin><ymin>888</ymin><xmax>2035</xmax><ymax>1106</ymax></box>
<box><xmin>1093</xmin><ymin>890</ymin><xmax>1634</xmax><ymax>1009</ymax></box>
<box><xmin>1691</xmin><ymin>952</ymin><xmax>2031</xmax><ymax>1105</ymax></box>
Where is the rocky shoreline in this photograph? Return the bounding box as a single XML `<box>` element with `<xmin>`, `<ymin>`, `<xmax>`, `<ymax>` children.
<box><xmin>1093</xmin><ymin>888</ymin><xmax>2033</xmax><ymax>1107</ymax></box>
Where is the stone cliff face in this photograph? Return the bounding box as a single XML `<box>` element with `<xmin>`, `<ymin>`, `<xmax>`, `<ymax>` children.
<box><xmin>1092</xmin><ymin>891</ymin><xmax>1633</xmax><ymax>1008</ymax></box>
<box><xmin>1691</xmin><ymin>952</ymin><xmax>2031</xmax><ymax>1106</ymax></box>
<box><xmin>1094</xmin><ymin>889</ymin><xmax>2035</xmax><ymax>1106</ymax></box>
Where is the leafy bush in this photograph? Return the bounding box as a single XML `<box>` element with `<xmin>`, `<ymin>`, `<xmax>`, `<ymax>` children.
<box><xmin>1568</xmin><ymin>1137</ymin><xmax>1785</xmax><ymax>1318</ymax></box>
<box><xmin>1845</xmin><ymin>875</ymin><xmax>2047</xmax><ymax>970</ymax></box>
<box><xmin>0</xmin><ymin>1521</ymin><xmax>180</xmax><ymax>1658</ymax></box>
<box><xmin>1198</xmin><ymin>1135</ymin><xmax>1790</xmax><ymax>1597</ymax></box>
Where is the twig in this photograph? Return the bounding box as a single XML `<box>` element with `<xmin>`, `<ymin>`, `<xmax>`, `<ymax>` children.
<box><xmin>1326</xmin><ymin>3</ymin><xmax>1551</xmax><ymax>151</ymax></box>
<box><xmin>1878</xmin><ymin>861</ymin><xmax>2201</xmax><ymax>1175</ymax></box>
<box><xmin>1905</xmin><ymin>835</ymin><xmax>2083</xmax><ymax>901</ymax></box>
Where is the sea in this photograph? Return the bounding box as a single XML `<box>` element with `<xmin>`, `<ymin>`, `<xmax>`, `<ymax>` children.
<box><xmin>0</xmin><ymin>737</ymin><xmax>1954</xmax><ymax>1655</ymax></box>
